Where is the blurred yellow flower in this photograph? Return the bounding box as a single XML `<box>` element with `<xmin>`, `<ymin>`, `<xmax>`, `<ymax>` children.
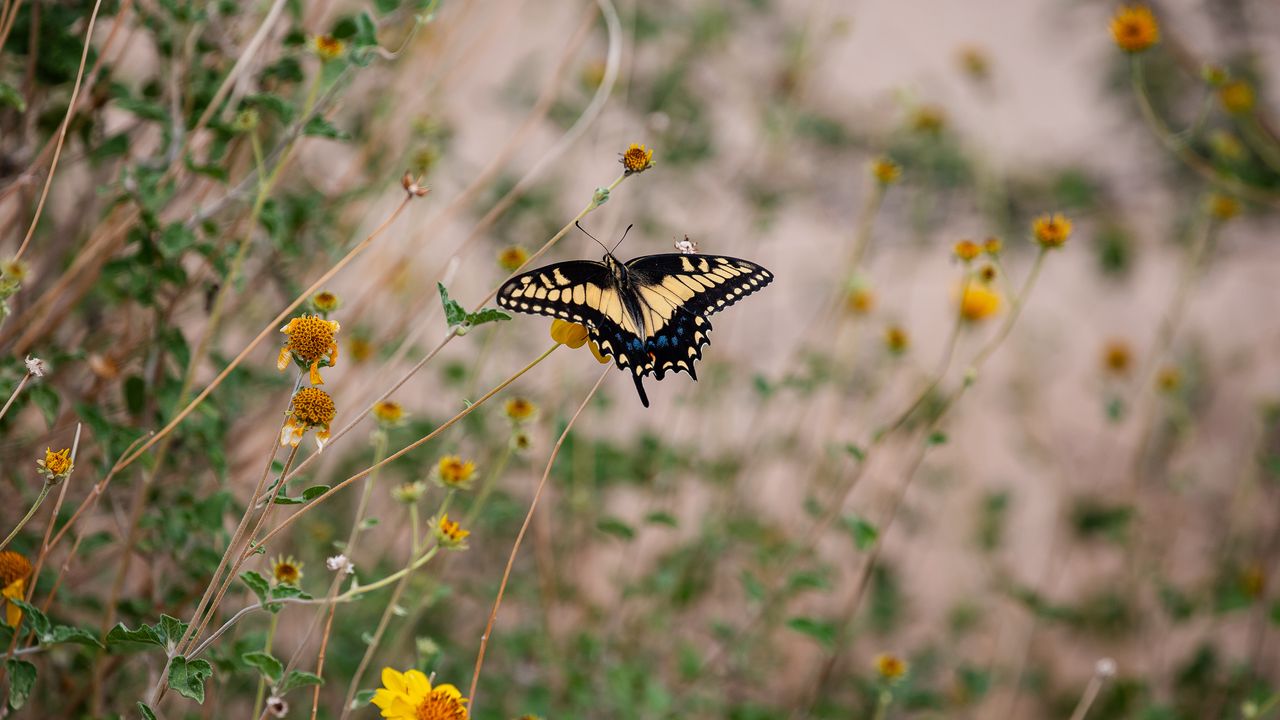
<box><xmin>504</xmin><ymin>397</ymin><xmax>538</xmax><ymax>423</ymax></box>
<box><xmin>372</xmin><ymin>400</ymin><xmax>406</xmax><ymax>427</ymax></box>
<box><xmin>871</xmin><ymin>158</ymin><xmax>901</xmax><ymax>185</ymax></box>
<box><xmin>620</xmin><ymin>143</ymin><xmax>654</xmax><ymax>175</ymax></box>
<box><xmin>1032</xmin><ymin>213</ymin><xmax>1073</xmax><ymax>248</ymax></box>
<box><xmin>432</xmin><ymin>513</ymin><xmax>471</xmax><ymax>550</ymax></box>
<box><xmin>1102</xmin><ymin>340</ymin><xmax>1132</xmax><ymax>376</ymax></box>
<box><xmin>1</xmin><ymin>258</ymin><xmax>29</xmax><ymax>283</ymax></box>
<box><xmin>1209</xmin><ymin>130</ymin><xmax>1245</xmax><ymax>161</ymax></box>
<box><xmin>1219</xmin><ymin>80</ymin><xmax>1254</xmax><ymax>115</ymax></box>
<box><xmin>281</xmin><ymin>387</ymin><xmax>336</xmax><ymax>451</ymax></box>
<box><xmin>957</xmin><ymin>45</ymin><xmax>990</xmax><ymax>80</ymax></box>
<box><xmin>310</xmin><ymin>34</ymin><xmax>346</xmax><ymax>62</ymax></box>
<box><xmin>271</xmin><ymin>555</ymin><xmax>303</xmax><ymax>586</ymax></box>
<box><xmin>311</xmin><ymin>291</ymin><xmax>341</xmax><ymax>314</ymax></box>
<box><xmin>1156</xmin><ymin>366</ymin><xmax>1181</xmax><ymax>393</ymax></box>
<box><xmin>37</xmin><ymin>447</ymin><xmax>73</xmax><ymax>482</ymax></box>
<box><xmin>371</xmin><ymin>667</ymin><xmax>469</xmax><ymax>720</ymax></box>
<box><xmin>977</xmin><ymin>263</ymin><xmax>998</xmax><ymax>284</ymax></box>
<box><xmin>0</xmin><ymin>551</ymin><xmax>32</xmax><ymax>628</ymax></box>
<box><xmin>1110</xmin><ymin>6</ymin><xmax>1159</xmax><ymax>53</ymax></box>
<box><xmin>499</xmin><ymin>246</ymin><xmax>530</xmax><ymax>272</ymax></box>
<box><xmin>1208</xmin><ymin>193</ymin><xmax>1240</xmax><ymax>221</ymax></box>
<box><xmin>911</xmin><ymin>105</ymin><xmax>946</xmax><ymax>134</ymax></box>
<box><xmin>983</xmin><ymin>237</ymin><xmax>1002</xmax><ymax>256</ymax></box>
<box><xmin>884</xmin><ymin>325</ymin><xmax>910</xmax><ymax>354</ymax></box>
<box><xmin>278</xmin><ymin>315</ymin><xmax>340</xmax><ymax>385</ymax></box>
<box><xmin>436</xmin><ymin>455</ymin><xmax>477</xmax><ymax>489</ymax></box>
<box><xmin>846</xmin><ymin>287</ymin><xmax>876</xmax><ymax>315</ymax></box>
<box><xmin>959</xmin><ymin>283</ymin><xmax>1001</xmax><ymax>322</ymax></box>
<box><xmin>953</xmin><ymin>240</ymin><xmax>980</xmax><ymax>262</ymax></box>
<box><xmin>349</xmin><ymin>336</ymin><xmax>374</xmax><ymax>364</ymax></box>
<box><xmin>875</xmin><ymin>652</ymin><xmax>908</xmax><ymax>681</ymax></box>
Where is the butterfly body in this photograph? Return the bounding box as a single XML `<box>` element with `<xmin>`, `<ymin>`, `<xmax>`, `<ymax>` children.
<box><xmin>497</xmin><ymin>251</ymin><xmax>774</xmax><ymax>406</ymax></box>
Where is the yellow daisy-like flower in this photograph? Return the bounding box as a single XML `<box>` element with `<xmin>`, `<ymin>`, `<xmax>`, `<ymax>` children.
<box><xmin>312</xmin><ymin>291</ymin><xmax>341</xmax><ymax>314</ymax></box>
<box><xmin>310</xmin><ymin>34</ymin><xmax>346</xmax><ymax>62</ymax></box>
<box><xmin>1219</xmin><ymin>80</ymin><xmax>1254</xmax><ymax>115</ymax></box>
<box><xmin>977</xmin><ymin>263</ymin><xmax>998</xmax><ymax>284</ymax></box>
<box><xmin>958</xmin><ymin>283</ymin><xmax>1001</xmax><ymax>322</ymax></box>
<box><xmin>1109</xmin><ymin>6</ymin><xmax>1159</xmax><ymax>53</ymax></box>
<box><xmin>431</xmin><ymin>514</ymin><xmax>471</xmax><ymax>550</ymax></box>
<box><xmin>983</xmin><ymin>236</ymin><xmax>1002</xmax><ymax>256</ymax></box>
<box><xmin>958</xmin><ymin>45</ymin><xmax>990</xmax><ymax>80</ymax></box>
<box><xmin>271</xmin><ymin>555</ymin><xmax>303</xmax><ymax>586</ymax></box>
<box><xmin>550</xmin><ymin>320</ymin><xmax>611</xmax><ymax>364</ymax></box>
<box><xmin>1156</xmin><ymin>366</ymin><xmax>1181</xmax><ymax>393</ymax></box>
<box><xmin>37</xmin><ymin>447</ymin><xmax>73</xmax><ymax>482</ymax></box>
<box><xmin>372</xmin><ymin>400</ymin><xmax>406</xmax><ymax>427</ymax></box>
<box><xmin>1209</xmin><ymin>130</ymin><xmax>1245</xmax><ymax>161</ymax></box>
<box><xmin>281</xmin><ymin>387</ymin><xmax>336</xmax><ymax>451</ymax></box>
<box><xmin>1208</xmin><ymin>193</ymin><xmax>1240</xmax><ymax>221</ymax></box>
<box><xmin>845</xmin><ymin>287</ymin><xmax>875</xmax><ymax>315</ymax></box>
<box><xmin>884</xmin><ymin>325</ymin><xmax>910</xmax><ymax>355</ymax></box>
<box><xmin>1</xmin><ymin>258</ymin><xmax>29</xmax><ymax>283</ymax></box>
<box><xmin>371</xmin><ymin>667</ymin><xmax>469</xmax><ymax>720</ymax></box>
<box><xmin>278</xmin><ymin>315</ymin><xmax>340</xmax><ymax>385</ymax></box>
<box><xmin>953</xmin><ymin>240</ymin><xmax>980</xmax><ymax>262</ymax></box>
<box><xmin>1032</xmin><ymin>213</ymin><xmax>1072</xmax><ymax>248</ymax></box>
<box><xmin>875</xmin><ymin>653</ymin><xmax>908</xmax><ymax>682</ymax></box>
<box><xmin>349</xmin><ymin>336</ymin><xmax>373</xmax><ymax>364</ymax></box>
<box><xmin>1102</xmin><ymin>340</ymin><xmax>1132</xmax><ymax>376</ymax></box>
<box><xmin>620</xmin><ymin>143</ymin><xmax>655</xmax><ymax>175</ymax></box>
<box><xmin>498</xmin><ymin>246</ymin><xmax>530</xmax><ymax>272</ymax></box>
<box><xmin>436</xmin><ymin>456</ymin><xmax>477</xmax><ymax>490</ymax></box>
<box><xmin>1</xmin><ymin>551</ymin><xmax>33</xmax><ymax>628</ymax></box>
<box><xmin>911</xmin><ymin>105</ymin><xmax>946</xmax><ymax>134</ymax></box>
<box><xmin>504</xmin><ymin>397</ymin><xmax>538</xmax><ymax>423</ymax></box>
<box><xmin>870</xmin><ymin>158</ymin><xmax>901</xmax><ymax>185</ymax></box>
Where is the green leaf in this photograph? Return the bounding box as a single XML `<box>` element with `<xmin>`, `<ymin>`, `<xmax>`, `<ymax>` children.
<box><xmin>462</xmin><ymin>307</ymin><xmax>511</xmax><ymax>328</ymax></box>
<box><xmin>785</xmin><ymin>616</ymin><xmax>837</xmax><ymax>649</ymax></box>
<box><xmin>840</xmin><ymin>515</ymin><xmax>879</xmax><ymax>551</ymax></box>
<box><xmin>596</xmin><ymin>517</ymin><xmax>636</xmax><ymax>540</ymax></box>
<box><xmin>115</xmin><ymin>97</ymin><xmax>168</xmax><ymax>122</ymax></box>
<box><xmin>138</xmin><ymin>702</ymin><xmax>158</xmax><ymax>720</ymax></box>
<box><xmin>106</xmin><ymin>622</ymin><xmax>164</xmax><ymax>650</ymax></box>
<box><xmin>240</xmin><ymin>571</ymin><xmax>271</xmax><ymax>607</ymax></box>
<box><xmin>158</xmin><ymin>223</ymin><xmax>198</xmax><ymax>258</ymax></box>
<box><xmin>926</xmin><ymin>431</ymin><xmax>948</xmax><ymax>446</ymax></box>
<box><xmin>301</xmin><ymin>485</ymin><xmax>329</xmax><ymax>501</ymax></box>
<box><xmin>9</xmin><ymin>599</ymin><xmax>49</xmax><ymax>638</ymax></box>
<box><xmin>242</xmin><ymin>651</ymin><xmax>283</xmax><ymax>683</ymax></box>
<box><xmin>279</xmin><ymin>669</ymin><xmax>324</xmax><ymax>694</ymax></box>
<box><xmin>844</xmin><ymin>443</ymin><xmax>866</xmax><ymax>461</ymax></box>
<box><xmin>44</xmin><ymin>625</ymin><xmax>104</xmax><ymax>648</ymax></box>
<box><xmin>243</xmin><ymin>93</ymin><xmax>295</xmax><ymax>122</ymax></box>
<box><xmin>158</xmin><ymin>615</ymin><xmax>188</xmax><ymax>650</ymax></box>
<box><xmin>26</xmin><ymin>383</ymin><xmax>59</xmax><ymax>426</ymax></box>
<box><xmin>167</xmin><ymin>656</ymin><xmax>214</xmax><ymax>703</ymax></box>
<box><xmin>6</xmin><ymin>659</ymin><xmax>36</xmax><ymax>710</ymax></box>
<box><xmin>303</xmin><ymin>115</ymin><xmax>350</xmax><ymax>140</ymax></box>
<box><xmin>124</xmin><ymin>375</ymin><xmax>147</xmax><ymax>415</ymax></box>
<box><xmin>353</xmin><ymin>11</ymin><xmax>378</xmax><ymax>46</ymax></box>
<box><xmin>438</xmin><ymin>283</ymin><xmax>466</xmax><ymax>327</ymax></box>
<box><xmin>0</xmin><ymin>81</ymin><xmax>26</xmax><ymax>112</ymax></box>
<box><xmin>354</xmin><ymin>689</ymin><xmax>376</xmax><ymax>707</ymax></box>
<box><xmin>740</xmin><ymin>571</ymin><xmax>765</xmax><ymax>603</ymax></box>
<box><xmin>645</xmin><ymin>511</ymin><xmax>678</xmax><ymax>527</ymax></box>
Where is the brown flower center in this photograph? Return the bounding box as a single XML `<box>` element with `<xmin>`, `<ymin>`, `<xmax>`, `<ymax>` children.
<box><xmin>0</xmin><ymin>552</ymin><xmax>32</xmax><ymax>587</ymax></box>
<box><xmin>414</xmin><ymin>689</ymin><xmax>468</xmax><ymax>720</ymax></box>
<box><xmin>285</xmin><ymin>316</ymin><xmax>336</xmax><ymax>362</ymax></box>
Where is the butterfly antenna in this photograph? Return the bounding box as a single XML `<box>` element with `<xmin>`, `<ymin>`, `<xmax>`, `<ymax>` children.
<box><xmin>576</xmin><ymin>221</ymin><xmax>610</xmax><ymax>255</ymax></box>
<box><xmin>611</xmin><ymin>223</ymin><xmax>634</xmax><ymax>254</ymax></box>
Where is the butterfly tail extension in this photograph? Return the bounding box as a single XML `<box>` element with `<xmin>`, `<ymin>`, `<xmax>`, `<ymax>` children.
<box><xmin>632</xmin><ymin>373</ymin><xmax>650</xmax><ymax>408</ymax></box>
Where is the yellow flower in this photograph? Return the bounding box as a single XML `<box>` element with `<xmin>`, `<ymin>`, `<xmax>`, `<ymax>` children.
<box><xmin>349</xmin><ymin>335</ymin><xmax>373</xmax><ymax>364</ymax></box>
<box><xmin>436</xmin><ymin>455</ymin><xmax>477</xmax><ymax>490</ymax></box>
<box><xmin>620</xmin><ymin>143</ymin><xmax>654</xmax><ymax>175</ymax></box>
<box><xmin>311</xmin><ymin>291</ymin><xmax>341</xmax><ymax>314</ymax></box>
<box><xmin>1109</xmin><ymin>6</ymin><xmax>1159</xmax><ymax>53</ymax></box>
<box><xmin>278</xmin><ymin>315</ymin><xmax>340</xmax><ymax>385</ymax></box>
<box><xmin>392</xmin><ymin>481</ymin><xmax>426</xmax><ymax>505</ymax></box>
<box><xmin>1</xmin><ymin>551</ymin><xmax>32</xmax><ymax>628</ymax></box>
<box><xmin>372</xmin><ymin>400</ymin><xmax>406</xmax><ymax>427</ymax></box>
<box><xmin>871</xmin><ymin>158</ymin><xmax>901</xmax><ymax>185</ymax></box>
<box><xmin>431</xmin><ymin>514</ymin><xmax>471</xmax><ymax>550</ymax></box>
<box><xmin>884</xmin><ymin>325</ymin><xmax>910</xmax><ymax>355</ymax></box>
<box><xmin>1208</xmin><ymin>193</ymin><xmax>1240</xmax><ymax>221</ymax></box>
<box><xmin>310</xmin><ymin>34</ymin><xmax>346</xmax><ymax>62</ymax></box>
<box><xmin>845</xmin><ymin>287</ymin><xmax>875</xmax><ymax>315</ymax></box>
<box><xmin>504</xmin><ymin>397</ymin><xmax>538</xmax><ymax>423</ymax></box>
<box><xmin>1156</xmin><ymin>366</ymin><xmax>1181</xmax><ymax>393</ymax></box>
<box><xmin>1102</xmin><ymin>340</ymin><xmax>1132</xmax><ymax>376</ymax></box>
<box><xmin>911</xmin><ymin>105</ymin><xmax>946</xmax><ymax>134</ymax></box>
<box><xmin>550</xmin><ymin>319</ymin><xmax>589</xmax><ymax>348</ymax></box>
<box><xmin>271</xmin><ymin>555</ymin><xmax>303</xmax><ymax>586</ymax></box>
<box><xmin>1240</xmin><ymin>564</ymin><xmax>1265</xmax><ymax>599</ymax></box>
<box><xmin>1209</xmin><ymin>130</ymin><xmax>1245</xmax><ymax>161</ymax></box>
<box><xmin>957</xmin><ymin>45</ymin><xmax>990</xmax><ymax>80</ymax></box>
<box><xmin>1</xmin><ymin>258</ymin><xmax>29</xmax><ymax>283</ymax></box>
<box><xmin>958</xmin><ymin>283</ymin><xmax>1001</xmax><ymax>322</ymax></box>
<box><xmin>281</xmin><ymin>387</ymin><xmax>336</xmax><ymax>451</ymax></box>
<box><xmin>371</xmin><ymin>667</ymin><xmax>469</xmax><ymax>720</ymax></box>
<box><xmin>983</xmin><ymin>236</ymin><xmax>1002</xmax><ymax>256</ymax></box>
<box><xmin>875</xmin><ymin>652</ymin><xmax>908</xmax><ymax>682</ymax></box>
<box><xmin>953</xmin><ymin>240</ymin><xmax>980</xmax><ymax>262</ymax></box>
<box><xmin>977</xmin><ymin>263</ymin><xmax>998</xmax><ymax>284</ymax></box>
<box><xmin>498</xmin><ymin>246</ymin><xmax>530</xmax><ymax>272</ymax></box>
<box><xmin>1219</xmin><ymin>80</ymin><xmax>1254</xmax><ymax>115</ymax></box>
<box><xmin>37</xmin><ymin>447</ymin><xmax>73</xmax><ymax>482</ymax></box>
<box><xmin>1032</xmin><ymin>213</ymin><xmax>1072</xmax><ymax>248</ymax></box>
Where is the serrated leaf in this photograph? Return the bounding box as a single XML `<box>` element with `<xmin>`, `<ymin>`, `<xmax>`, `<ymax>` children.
<box><xmin>167</xmin><ymin>656</ymin><xmax>213</xmax><ymax>703</ymax></box>
<box><xmin>785</xmin><ymin>616</ymin><xmax>837</xmax><ymax>649</ymax></box>
<box><xmin>303</xmin><ymin>115</ymin><xmax>350</xmax><ymax>140</ymax></box>
<box><xmin>595</xmin><ymin>517</ymin><xmax>635</xmax><ymax>540</ymax></box>
<box><xmin>138</xmin><ymin>702</ymin><xmax>158</xmax><ymax>720</ymax></box>
<box><xmin>158</xmin><ymin>615</ymin><xmax>187</xmax><ymax>650</ymax></box>
<box><xmin>242</xmin><ymin>651</ymin><xmax>283</xmax><ymax>682</ymax></box>
<box><xmin>240</xmin><ymin>571</ymin><xmax>271</xmax><ymax>607</ymax></box>
<box><xmin>106</xmin><ymin>622</ymin><xmax>164</xmax><ymax>650</ymax></box>
<box><xmin>6</xmin><ymin>659</ymin><xmax>35</xmax><ymax>710</ymax></box>
<box><xmin>438</xmin><ymin>283</ymin><xmax>466</xmax><ymax>327</ymax></box>
<box><xmin>44</xmin><ymin>625</ymin><xmax>104</xmax><ymax>648</ymax></box>
<box><xmin>462</xmin><ymin>308</ymin><xmax>511</xmax><ymax>328</ymax></box>
<box><xmin>279</xmin><ymin>669</ymin><xmax>323</xmax><ymax>693</ymax></box>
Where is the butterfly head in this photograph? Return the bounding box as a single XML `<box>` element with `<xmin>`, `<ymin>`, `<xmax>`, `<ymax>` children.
<box><xmin>603</xmin><ymin>253</ymin><xmax>628</xmax><ymax>282</ymax></box>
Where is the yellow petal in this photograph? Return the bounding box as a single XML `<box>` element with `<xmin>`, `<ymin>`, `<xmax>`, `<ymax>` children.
<box><xmin>280</xmin><ymin>318</ymin><xmax>298</xmax><ymax>334</ymax></box>
<box><xmin>3</xmin><ymin>579</ymin><xmax>24</xmax><ymax>628</ymax></box>
<box><xmin>550</xmin><ymin>319</ymin><xmax>588</xmax><ymax>349</ymax></box>
<box><xmin>381</xmin><ymin>667</ymin><xmax>408</xmax><ymax>695</ymax></box>
<box><xmin>309</xmin><ymin>362</ymin><xmax>324</xmax><ymax>386</ymax></box>
<box><xmin>433</xmin><ymin>683</ymin><xmax>466</xmax><ymax>701</ymax></box>
<box><xmin>276</xmin><ymin>347</ymin><xmax>291</xmax><ymax>372</ymax></box>
<box><xmin>403</xmin><ymin>669</ymin><xmax>431</xmax><ymax>698</ymax></box>
<box><xmin>329</xmin><ymin>340</ymin><xmax>340</xmax><ymax>366</ymax></box>
<box><xmin>371</xmin><ymin>688</ymin><xmax>396</xmax><ymax>710</ymax></box>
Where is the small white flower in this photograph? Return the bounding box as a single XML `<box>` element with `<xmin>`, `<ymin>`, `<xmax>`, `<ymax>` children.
<box><xmin>1095</xmin><ymin>657</ymin><xmax>1117</xmax><ymax>678</ymax></box>
<box><xmin>674</xmin><ymin>235</ymin><xmax>698</xmax><ymax>254</ymax></box>
<box><xmin>266</xmin><ymin>695</ymin><xmax>289</xmax><ymax>717</ymax></box>
<box><xmin>326</xmin><ymin>554</ymin><xmax>355</xmax><ymax>575</ymax></box>
<box><xmin>24</xmin><ymin>355</ymin><xmax>45</xmax><ymax>377</ymax></box>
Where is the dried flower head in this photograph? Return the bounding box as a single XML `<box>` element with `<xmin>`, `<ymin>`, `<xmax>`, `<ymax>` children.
<box><xmin>271</xmin><ymin>555</ymin><xmax>303</xmax><ymax>586</ymax></box>
<box><xmin>372</xmin><ymin>667</ymin><xmax>469</xmax><ymax>720</ymax></box>
<box><xmin>675</xmin><ymin>235</ymin><xmax>698</xmax><ymax>254</ymax></box>
<box><xmin>281</xmin><ymin>387</ymin><xmax>336</xmax><ymax>451</ymax></box>
<box><xmin>1208</xmin><ymin>193</ymin><xmax>1240</xmax><ymax>221</ymax></box>
<box><xmin>959</xmin><ymin>283</ymin><xmax>1001</xmax><ymax>322</ymax></box>
<box><xmin>310</xmin><ymin>34</ymin><xmax>346</xmax><ymax>62</ymax></box>
<box><xmin>1110</xmin><ymin>6</ymin><xmax>1159</xmax><ymax>52</ymax></box>
<box><xmin>911</xmin><ymin>105</ymin><xmax>946</xmax><ymax>134</ymax></box>
<box><xmin>884</xmin><ymin>325</ymin><xmax>910</xmax><ymax>355</ymax></box>
<box><xmin>1</xmin><ymin>551</ymin><xmax>33</xmax><ymax>628</ymax></box>
<box><xmin>977</xmin><ymin>263</ymin><xmax>998</xmax><ymax>284</ymax></box>
<box><xmin>953</xmin><ymin>240</ymin><xmax>981</xmax><ymax>262</ymax></box>
<box><xmin>1219</xmin><ymin>80</ymin><xmax>1254</xmax><ymax>114</ymax></box>
<box><xmin>1102</xmin><ymin>340</ymin><xmax>1132</xmax><ymax>375</ymax></box>
<box><xmin>1095</xmin><ymin>658</ymin><xmax>1118</xmax><ymax>679</ymax></box>
<box><xmin>499</xmin><ymin>246</ymin><xmax>530</xmax><ymax>272</ymax></box>
<box><xmin>432</xmin><ymin>514</ymin><xmax>471</xmax><ymax>549</ymax></box>
<box><xmin>373</xmin><ymin>400</ymin><xmax>406</xmax><ymax>427</ymax></box>
<box><xmin>278</xmin><ymin>315</ymin><xmax>340</xmax><ymax>385</ymax></box>
<box><xmin>24</xmin><ymin>355</ymin><xmax>45</xmax><ymax>377</ymax></box>
<box><xmin>435</xmin><ymin>456</ymin><xmax>476</xmax><ymax>490</ymax></box>
<box><xmin>875</xmin><ymin>653</ymin><xmax>908</xmax><ymax>682</ymax></box>
<box><xmin>1</xmin><ymin>258</ymin><xmax>29</xmax><ymax>284</ymax></box>
<box><xmin>311</xmin><ymin>291</ymin><xmax>341</xmax><ymax>314</ymax></box>
<box><xmin>871</xmin><ymin>158</ymin><xmax>901</xmax><ymax>185</ymax></box>
<box><xmin>1032</xmin><ymin>213</ymin><xmax>1073</xmax><ymax>248</ymax></box>
<box><xmin>392</xmin><ymin>481</ymin><xmax>426</xmax><ymax>505</ymax></box>
<box><xmin>620</xmin><ymin>143</ymin><xmax>655</xmax><ymax>175</ymax></box>
<box><xmin>504</xmin><ymin>397</ymin><xmax>538</xmax><ymax>423</ymax></box>
<box><xmin>326</xmin><ymin>554</ymin><xmax>355</xmax><ymax>575</ymax></box>
<box><xmin>37</xmin><ymin>447</ymin><xmax>73</xmax><ymax>482</ymax></box>
<box><xmin>266</xmin><ymin>696</ymin><xmax>289</xmax><ymax>718</ymax></box>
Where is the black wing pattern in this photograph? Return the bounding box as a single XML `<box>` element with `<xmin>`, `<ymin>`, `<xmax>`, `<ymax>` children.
<box><xmin>496</xmin><ymin>253</ymin><xmax>773</xmax><ymax>407</ymax></box>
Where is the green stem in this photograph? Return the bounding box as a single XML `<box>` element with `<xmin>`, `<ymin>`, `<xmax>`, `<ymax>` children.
<box><xmin>250</xmin><ymin>612</ymin><xmax>280</xmax><ymax>720</ymax></box>
<box><xmin>0</xmin><ymin>484</ymin><xmax>51</xmax><ymax>552</ymax></box>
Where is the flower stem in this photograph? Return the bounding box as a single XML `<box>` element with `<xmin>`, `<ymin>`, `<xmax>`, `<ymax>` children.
<box><xmin>0</xmin><ymin>372</ymin><xmax>31</xmax><ymax>423</ymax></box>
<box><xmin>0</xmin><ymin>484</ymin><xmax>50</xmax><ymax>552</ymax></box>
<box><xmin>250</xmin><ymin>612</ymin><xmax>279</xmax><ymax>720</ymax></box>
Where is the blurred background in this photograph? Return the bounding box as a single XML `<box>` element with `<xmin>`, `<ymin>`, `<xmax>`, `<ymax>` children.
<box><xmin>1</xmin><ymin>0</ymin><xmax>1279</xmax><ymax>717</ymax></box>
